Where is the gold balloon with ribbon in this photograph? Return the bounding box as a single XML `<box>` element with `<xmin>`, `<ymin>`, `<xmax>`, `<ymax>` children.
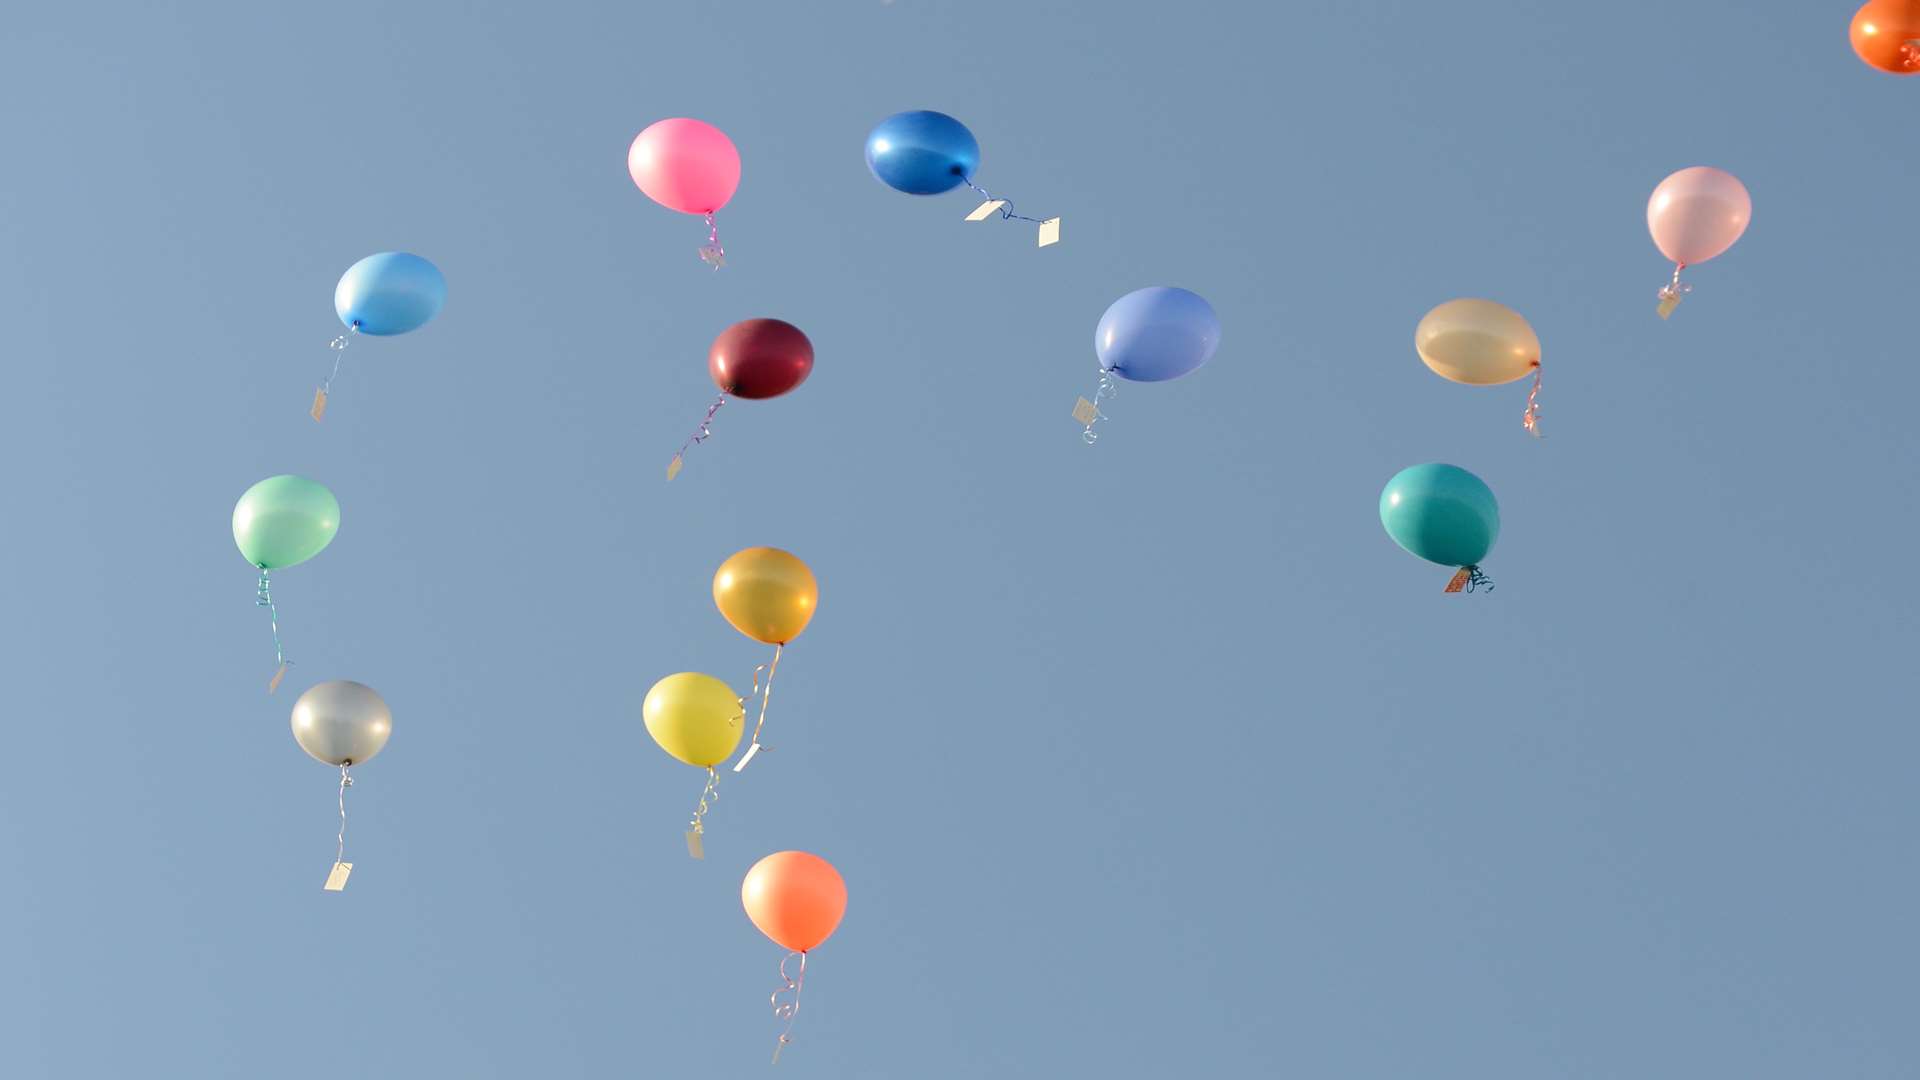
<box><xmin>1414</xmin><ymin>298</ymin><xmax>1543</xmax><ymax>436</ymax></box>
<box><xmin>644</xmin><ymin>672</ymin><xmax>745</xmax><ymax>859</ymax></box>
<box><xmin>712</xmin><ymin>547</ymin><xmax>818</xmax><ymax>773</ymax></box>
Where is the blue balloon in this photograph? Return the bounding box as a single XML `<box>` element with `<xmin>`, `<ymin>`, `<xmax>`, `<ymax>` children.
<box><xmin>1379</xmin><ymin>463</ymin><xmax>1500</xmax><ymax>569</ymax></box>
<box><xmin>334</xmin><ymin>252</ymin><xmax>446</xmax><ymax>336</ymax></box>
<box><xmin>865</xmin><ymin>111</ymin><xmax>979</xmax><ymax>196</ymax></box>
<box><xmin>1094</xmin><ymin>287</ymin><xmax>1221</xmax><ymax>383</ymax></box>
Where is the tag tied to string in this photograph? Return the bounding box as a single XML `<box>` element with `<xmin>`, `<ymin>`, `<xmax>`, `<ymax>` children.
<box><xmin>324</xmin><ymin>763</ymin><xmax>354</xmax><ymax>891</ymax></box>
<box><xmin>1075</xmin><ymin>367</ymin><xmax>1118</xmax><ymax>443</ymax></box>
<box><xmin>770</xmin><ymin>950</ymin><xmax>807</xmax><ymax>1064</ymax></box>
<box><xmin>1443</xmin><ymin>565</ymin><xmax>1494</xmax><ymax>594</ymax></box>
<box><xmin>312</xmin><ymin>323</ymin><xmax>360</xmax><ymax>422</ymax></box>
<box><xmin>668</xmin><ymin>393</ymin><xmax>728</xmax><ymax>481</ymax></box>
<box><xmin>699</xmin><ymin>212</ymin><xmax>726</xmax><ymax>269</ymax></box>
<box><xmin>733</xmin><ymin>643</ymin><xmax>783</xmax><ymax>773</ymax></box>
<box><xmin>1657</xmin><ymin>263</ymin><xmax>1690</xmax><ymax>319</ymax></box>
<box><xmin>256</xmin><ymin>568</ymin><xmax>291</xmax><ymax>693</ymax></box>
<box><xmin>686</xmin><ymin>766</ymin><xmax>721</xmax><ymax>860</ymax></box>
<box><xmin>962</xmin><ymin>179</ymin><xmax>1060</xmax><ymax>248</ymax></box>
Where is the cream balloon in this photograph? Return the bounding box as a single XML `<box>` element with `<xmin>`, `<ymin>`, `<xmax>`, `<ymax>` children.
<box><xmin>1414</xmin><ymin>299</ymin><xmax>1540</xmax><ymax>386</ymax></box>
<box><xmin>291</xmin><ymin>680</ymin><xmax>393</xmax><ymax>766</ymax></box>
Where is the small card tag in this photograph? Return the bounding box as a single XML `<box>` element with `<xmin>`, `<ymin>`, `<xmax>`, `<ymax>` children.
<box><xmin>268</xmin><ymin>662</ymin><xmax>289</xmax><ymax>694</ymax></box>
<box><xmin>1037</xmin><ymin>217</ymin><xmax>1061</xmax><ymax>247</ymax></box>
<box><xmin>1072</xmin><ymin>397</ymin><xmax>1100</xmax><ymax>426</ymax></box>
<box><xmin>323</xmin><ymin>861</ymin><xmax>353</xmax><ymax>891</ymax></box>
<box><xmin>310</xmin><ymin>388</ymin><xmax>328</xmax><ymax>422</ymax></box>
<box><xmin>666</xmin><ymin>454</ymin><xmax>684</xmax><ymax>482</ymax></box>
<box><xmin>1444</xmin><ymin>568</ymin><xmax>1472</xmax><ymax>593</ymax></box>
<box><xmin>1656</xmin><ymin>293</ymin><xmax>1682</xmax><ymax>320</ymax></box>
<box><xmin>771</xmin><ymin>1042</ymin><xmax>785</xmax><ymax>1065</ymax></box>
<box><xmin>965</xmin><ymin>199</ymin><xmax>1007</xmax><ymax>222</ymax></box>
<box><xmin>685</xmin><ymin>829</ymin><xmax>705</xmax><ymax>860</ymax></box>
<box><xmin>731</xmin><ymin>742</ymin><xmax>763</xmax><ymax>773</ymax></box>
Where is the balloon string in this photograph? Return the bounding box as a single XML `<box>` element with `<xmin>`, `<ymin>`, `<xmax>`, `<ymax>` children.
<box><xmin>770</xmin><ymin>950</ymin><xmax>807</xmax><ymax>1063</ymax></box>
<box><xmin>699</xmin><ymin>212</ymin><xmax>726</xmax><ymax>269</ymax></box>
<box><xmin>962</xmin><ymin>177</ymin><xmax>1051</xmax><ymax>225</ymax></box>
<box><xmin>336</xmin><ymin>763</ymin><xmax>353</xmax><ymax>866</ymax></box>
<box><xmin>669</xmin><ymin>393</ymin><xmax>728</xmax><ymax>476</ymax></box>
<box><xmin>1522</xmin><ymin>363</ymin><xmax>1543</xmax><ymax>438</ymax></box>
<box><xmin>1081</xmin><ymin>367</ymin><xmax>1118</xmax><ymax>444</ymax></box>
<box><xmin>1463</xmin><ymin>565</ymin><xmax>1494</xmax><ymax>593</ymax></box>
<box><xmin>320</xmin><ymin>323</ymin><xmax>359</xmax><ymax>396</ymax></box>
<box><xmin>689</xmin><ymin>766</ymin><xmax>720</xmax><ymax>838</ymax></box>
<box><xmin>1659</xmin><ymin>262</ymin><xmax>1691</xmax><ymax>302</ymax></box>
<box><xmin>733</xmin><ymin>643</ymin><xmax>783</xmax><ymax>772</ymax></box>
<box><xmin>256</xmin><ymin>568</ymin><xmax>290</xmax><ymax>669</ymax></box>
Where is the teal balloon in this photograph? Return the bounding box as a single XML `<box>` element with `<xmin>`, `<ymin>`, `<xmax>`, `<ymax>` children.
<box><xmin>1379</xmin><ymin>463</ymin><xmax>1499</xmax><ymax>568</ymax></box>
<box><xmin>233</xmin><ymin>475</ymin><xmax>340</xmax><ymax>570</ymax></box>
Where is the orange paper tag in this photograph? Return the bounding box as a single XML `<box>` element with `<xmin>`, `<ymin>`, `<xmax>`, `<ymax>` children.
<box><xmin>268</xmin><ymin>662</ymin><xmax>289</xmax><ymax>694</ymax></box>
<box><xmin>1037</xmin><ymin>217</ymin><xmax>1061</xmax><ymax>247</ymax></box>
<box><xmin>323</xmin><ymin>861</ymin><xmax>353</xmax><ymax>891</ymax></box>
<box><xmin>310</xmin><ymin>388</ymin><xmax>328</xmax><ymax>422</ymax></box>
<box><xmin>685</xmin><ymin>829</ymin><xmax>705</xmax><ymax>860</ymax></box>
<box><xmin>1656</xmin><ymin>294</ymin><xmax>1681</xmax><ymax>320</ymax></box>
<box><xmin>666</xmin><ymin>454</ymin><xmax>684</xmax><ymax>482</ymax></box>
<box><xmin>1071</xmin><ymin>397</ymin><xmax>1099</xmax><ymax>426</ymax></box>
<box><xmin>1444</xmin><ymin>568</ymin><xmax>1472</xmax><ymax>593</ymax></box>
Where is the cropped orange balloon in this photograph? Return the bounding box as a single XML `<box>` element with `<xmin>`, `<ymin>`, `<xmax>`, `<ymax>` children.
<box><xmin>1851</xmin><ymin>1</ymin><xmax>1920</xmax><ymax>74</ymax></box>
<box><xmin>742</xmin><ymin>851</ymin><xmax>847</xmax><ymax>952</ymax></box>
<box><xmin>713</xmin><ymin>547</ymin><xmax>818</xmax><ymax>645</ymax></box>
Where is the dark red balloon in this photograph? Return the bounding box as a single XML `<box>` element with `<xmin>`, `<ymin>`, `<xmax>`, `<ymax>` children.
<box><xmin>708</xmin><ymin>318</ymin><xmax>813</xmax><ymax>399</ymax></box>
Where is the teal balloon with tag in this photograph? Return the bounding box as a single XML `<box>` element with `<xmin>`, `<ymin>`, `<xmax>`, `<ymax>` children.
<box><xmin>1379</xmin><ymin>463</ymin><xmax>1499</xmax><ymax>592</ymax></box>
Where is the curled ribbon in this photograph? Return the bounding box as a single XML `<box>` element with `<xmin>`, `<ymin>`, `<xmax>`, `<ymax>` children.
<box><xmin>1462</xmin><ymin>565</ymin><xmax>1494</xmax><ymax>593</ymax></box>
<box><xmin>689</xmin><ymin>766</ymin><xmax>720</xmax><ymax>840</ymax></box>
<box><xmin>699</xmin><ymin>212</ymin><xmax>726</xmax><ymax>269</ymax></box>
<box><xmin>770</xmin><ymin>949</ymin><xmax>807</xmax><ymax>1063</ymax></box>
<box><xmin>1659</xmin><ymin>262</ymin><xmax>1692</xmax><ymax>303</ymax></box>
<box><xmin>1522</xmin><ymin>363</ymin><xmax>1543</xmax><ymax>438</ymax></box>
<box><xmin>256</xmin><ymin>568</ymin><xmax>291</xmax><ymax>675</ymax></box>
<box><xmin>337</xmin><ymin>763</ymin><xmax>353</xmax><ymax>866</ymax></box>
<box><xmin>962</xmin><ymin>178</ymin><xmax>1052</xmax><ymax>225</ymax></box>
<box><xmin>1080</xmin><ymin>367</ymin><xmax>1118</xmax><ymax>444</ymax></box>
<box><xmin>733</xmin><ymin>643</ymin><xmax>783</xmax><ymax>773</ymax></box>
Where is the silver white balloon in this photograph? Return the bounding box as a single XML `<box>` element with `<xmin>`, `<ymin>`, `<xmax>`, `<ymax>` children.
<box><xmin>290</xmin><ymin>680</ymin><xmax>393</xmax><ymax>766</ymax></box>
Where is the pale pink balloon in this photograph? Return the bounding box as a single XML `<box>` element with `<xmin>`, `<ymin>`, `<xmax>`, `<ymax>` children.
<box><xmin>1647</xmin><ymin>166</ymin><xmax>1751</xmax><ymax>267</ymax></box>
<box><xmin>628</xmin><ymin>118</ymin><xmax>741</xmax><ymax>215</ymax></box>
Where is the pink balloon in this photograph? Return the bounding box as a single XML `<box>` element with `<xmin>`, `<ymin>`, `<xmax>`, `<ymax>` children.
<box><xmin>628</xmin><ymin>118</ymin><xmax>741</xmax><ymax>216</ymax></box>
<box><xmin>1647</xmin><ymin>166</ymin><xmax>1751</xmax><ymax>267</ymax></box>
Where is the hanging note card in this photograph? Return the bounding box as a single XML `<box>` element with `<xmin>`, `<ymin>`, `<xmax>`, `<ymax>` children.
<box><xmin>965</xmin><ymin>200</ymin><xmax>1007</xmax><ymax>222</ymax></box>
<box><xmin>1656</xmin><ymin>293</ymin><xmax>1682</xmax><ymax>319</ymax></box>
<box><xmin>686</xmin><ymin>829</ymin><xmax>705</xmax><ymax>860</ymax></box>
<box><xmin>732</xmin><ymin>742</ymin><xmax>764</xmax><ymax>774</ymax></box>
<box><xmin>268</xmin><ymin>662</ymin><xmax>289</xmax><ymax>694</ymax></box>
<box><xmin>666</xmin><ymin>454</ymin><xmax>684</xmax><ymax>482</ymax></box>
<box><xmin>1444</xmin><ymin>568</ymin><xmax>1472</xmax><ymax>593</ymax></box>
<box><xmin>1037</xmin><ymin>217</ymin><xmax>1061</xmax><ymax>247</ymax></box>
<box><xmin>324</xmin><ymin>861</ymin><xmax>353</xmax><ymax>891</ymax></box>
<box><xmin>1072</xmin><ymin>397</ymin><xmax>1100</xmax><ymax>426</ymax></box>
<box><xmin>310</xmin><ymin>388</ymin><xmax>329</xmax><ymax>422</ymax></box>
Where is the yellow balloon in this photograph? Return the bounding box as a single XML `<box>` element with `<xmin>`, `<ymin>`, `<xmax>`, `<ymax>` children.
<box><xmin>643</xmin><ymin>672</ymin><xmax>744</xmax><ymax>768</ymax></box>
<box><xmin>1414</xmin><ymin>299</ymin><xmax>1541</xmax><ymax>386</ymax></box>
<box><xmin>713</xmin><ymin>546</ymin><xmax>818</xmax><ymax>645</ymax></box>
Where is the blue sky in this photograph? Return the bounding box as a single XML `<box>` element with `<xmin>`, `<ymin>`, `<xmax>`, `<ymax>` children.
<box><xmin>0</xmin><ymin>1</ymin><xmax>1915</xmax><ymax>1076</ymax></box>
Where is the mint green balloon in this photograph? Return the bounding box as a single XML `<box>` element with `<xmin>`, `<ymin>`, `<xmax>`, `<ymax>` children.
<box><xmin>1379</xmin><ymin>463</ymin><xmax>1499</xmax><ymax>568</ymax></box>
<box><xmin>233</xmin><ymin>475</ymin><xmax>340</xmax><ymax>570</ymax></box>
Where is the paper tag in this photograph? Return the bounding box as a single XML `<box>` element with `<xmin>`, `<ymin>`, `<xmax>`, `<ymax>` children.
<box><xmin>1656</xmin><ymin>293</ymin><xmax>1681</xmax><ymax>320</ymax></box>
<box><xmin>1037</xmin><ymin>217</ymin><xmax>1061</xmax><ymax>247</ymax></box>
<box><xmin>1072</xmin><ymin>397</ymin><xmax>1100</xmax><ymax>426</ymax></box>
<box><xmin>965</xmin><ymin>199</ymin><xmax>1007</xmax><ymax>222</ymax></box>
<box><xmin>268</xmin><ymin>662</ymin><xmax>289</xmax><ymax>694</ymax></box>
<box><xmin>771</xmin><ymin>1042</ymin><xmax>785</xmax><ymax>1065</ymax></box>
<box><xmin>732</xmin><ymin>742</ymin><xmax>763</xmax><ymax>773</ymax></box>
<box><xmin>685</xmin><ymin>829</ymin><xmax>705</xmax><ymax>860</ymax></box>
<box><xmin>310</xmin><ymin>388</ymin><xmax>328</xmax><ymax>422</ymax></box>
<box><xmin>666</xmin><ymin>454</ymin><xmax>684</xmax><ymax>482</ymax></box>
<box><xmin>1444</xmin><ymin>568</ymin><xmax>1472</xmax><ymax>593</ymax></box>
<box><xmin>323</xmin><ymin>861</ymin><xmax>353</xmax><ymax>891</ymax></box>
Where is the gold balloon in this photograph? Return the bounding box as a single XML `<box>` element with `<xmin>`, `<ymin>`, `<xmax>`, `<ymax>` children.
<box><xmin>713</xmin><ymin>547</ymin><xmax>818</xmax><ymax>645</ymax></box>
<box><xmin>1414</xmin><ymin>299</ymin><xmax>1540</xmax><ymax>386</ymax></box>
<box><xmin>643</xmin><ymin>672</ymin><xmax>745</xmax><ymax>768</ymax></box>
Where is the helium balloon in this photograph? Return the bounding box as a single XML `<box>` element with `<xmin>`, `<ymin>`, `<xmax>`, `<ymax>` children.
<box><xmin>1415</xmin><ymin>299</ymin><xmax>1544</xmax><ymax>436</ymax></box>
<box><xmin>865</xmin><ymin>110</ymin><xmax>979</xmax><ymax>195</ymax></box>
<box><xmin>234</xmin><ymin>475</ymin><xmax>339</xmax><ymax>569</ymax></box>
<box><xmin>334</xmin><ymin>252</ymin><xmax>445</xmax><ymax>336</ymax></box>
<box><xmin>1380</xmin><ymin>464</ymin><xmax>1500</xmax><ymax>591</ymax></box>
<box><xmin>714</xmin><ymin>547</ymin><xmax>819</xmax><ymax>646</ymax></box>
<box><xmin>743</xmin><ymin>851</ymin><xmax>847</xmax><ymax>952</ymax></box>
<box><xmin>291</xmin><ymin>680</ymin><xmax>393</xmax><ymax>766</ymax></box>
<box><xmin>1851</xmin><ymin>1</ymin><xmax>1920</xmax><ymax>73</ymax></box>
<box><xmin>1095</xmin><ymin>287</ymin><xmax>1221</xmax><ymax>383</ymax></box>
<box><xmin>629</xmin><ymin>118</ymin><xmax>740</xmax><ymax>268</ymax></box>
<box><xmin>644</xmin><ymin>672</ymin><xmax>745</xmax><ymax>769</ymax></box>
<box><xmin>1648</xmin><ymin>167</ymin><xmax>1751</xmax><ymax>317</ymax></box>
<box><xmin>711</xmin><ymin>319</ymin><xmax>814</xmax><ymax>399</ymax></box>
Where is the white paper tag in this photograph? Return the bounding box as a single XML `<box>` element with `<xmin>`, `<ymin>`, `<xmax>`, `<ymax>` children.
<box><xmin>732</xmin><ymin>742</ymin><xmax>764</xmax><ymax>773</ymax></box>
<box><xmin>965</xmin><ymin>199</ymin><xmax>1007</xmax><ymax>222</ymax></box>
<box><xmin>685</xmin><ymin>829</ymin><xmax>705</xmax><ymax>860</ymax></box>
<box><xmin>323</xmin><ymin>861</ymin><xmax>353</xmax><ymax>891</ymax></box>
<box><xmin>1037</xmin><ymin>217</ymin><xmax>1061</xmax><ymax>247</ymax></box>
<box><xmin>310</xmin><ymin>388</ymin><xmax>328</xmax><ymax>422</ymax></box>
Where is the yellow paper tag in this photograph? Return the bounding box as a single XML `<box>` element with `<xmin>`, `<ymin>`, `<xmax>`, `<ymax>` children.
<box><xmin>268</xmin><ymin>662</ymin><xmax>289</xmax><ymax>694</ymax></box>
<box><xmin>685</xmin><ymin>829</ymin><xmax>705</xmax><ymax>860</ymax></box>
<box><xmin>1072</xmin><ymin>397</ymin><xmax>1099</xmax><ymax>426</ymax></box>
<box><xmin>1037</xmin><ymin>217</ymin><xmax>1061</xmax><ymax>247</ymax></box>
<box><xmin>1656</xmin><ymin>294</ymin><xmax>1681</xmax><ymax>320</ymax></box>
<box><xmin>323</xmin><ymin>861</ymin><xmax>353</xmax><ymax>891</ymax></box>
<box><xmin>666</xmin><ymin>454</ymin><xmax>684</xmax><ymax>481</ymax></box>
<box><xmin>310</xmin><ymin>388</ymin><xmax>328</xmax><ymax>422</ymax></box>
<box><xmin>965</xmin><ymin>199</ymin><xmax>1007</xmax><ymax>222</ymax></box>
<box><xmin>1444</xmin><ymin>568</ymin><xmax>1472</xmax><ymax>593</ymax></box>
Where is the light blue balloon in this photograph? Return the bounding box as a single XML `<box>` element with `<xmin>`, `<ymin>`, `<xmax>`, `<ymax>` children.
<box><xmin>1379</xmin><ymin>463</ymin><xmax>1500</xmax><ymax>568</ymax></box>
<box><xmin>334</xmin><ymin>252</ymin><xmax>445</xmax><ymax>336</ymax></box>
<box><xmin>1094</xmin><ymin>287</ymin><xmax>1221</xmax><ymax>383</ymax></box>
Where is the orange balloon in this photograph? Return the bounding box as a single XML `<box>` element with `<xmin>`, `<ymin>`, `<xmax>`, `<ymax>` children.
<box><xmin>742</xmin><ymin>851</ymin><xmax>847</xmax><ymax>953</ymax></box>
<box><xmin>713</xmin><ymin>546</ymin><xmax>819</xmax><ymax>645</ymax></box>
<box><xmin>1851</xmin><ymin>0</ymin><xmax>1920</xmax><ymax>73</ymax></box>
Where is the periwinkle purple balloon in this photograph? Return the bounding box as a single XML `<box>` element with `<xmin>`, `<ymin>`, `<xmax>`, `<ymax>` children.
<box><xmin>1094</xmin><ymin>287</ymin><xmax>1221</xmax><ymax>382</ymax></box>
